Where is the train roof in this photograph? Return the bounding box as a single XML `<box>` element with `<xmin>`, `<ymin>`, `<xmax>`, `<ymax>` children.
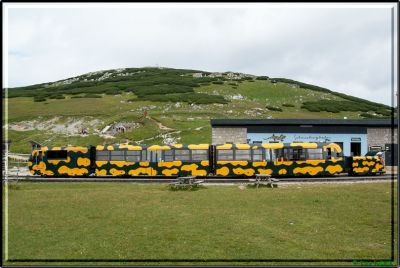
<box><xmin>215</xmin><ymin>142</ymin><xmax>337</xmax><ymax>150</ymax></box>
<box><xmin>32</xmin><ymin>142</ymin><xmax>339</xmax><ymax>152</ymax></box>
<box><xmin>211</xmin><ymin>118</ymin><xmax>397</xmax><ymax>127</ymax></box>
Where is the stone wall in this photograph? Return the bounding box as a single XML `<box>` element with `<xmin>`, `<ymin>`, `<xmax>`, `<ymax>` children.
<box><xmin>212</xmin><ymin>127</ymin><xmax>247</xmax><ymax>144</ymax></box>
<box><xmin>367</xmin><ymin>127</ymin><xmax>398</xmax><ymax>149</ymax></box>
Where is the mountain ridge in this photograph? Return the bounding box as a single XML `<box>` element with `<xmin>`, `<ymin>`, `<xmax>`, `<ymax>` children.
<box><xmin>4</xmin><ymin>66</ymin><xmax>394</xmax><ymax>153</ymax></box>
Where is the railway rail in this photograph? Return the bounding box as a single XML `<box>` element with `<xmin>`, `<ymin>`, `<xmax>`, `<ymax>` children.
<box><xmin>3</xmin><ymin>174</ymin><xmax>396</xmax><ymax>183</ymax></box>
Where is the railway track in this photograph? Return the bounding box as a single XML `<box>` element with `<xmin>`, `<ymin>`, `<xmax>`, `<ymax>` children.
<box><xmin>2</xmin><ymin>174</ymin><xmax>396</xmax><ymax>183</ymax></box>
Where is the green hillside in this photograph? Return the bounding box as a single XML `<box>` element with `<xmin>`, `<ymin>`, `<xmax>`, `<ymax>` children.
<box><xmin>3</xmin><ymin>67</ymin><xmax>393</xmax><ymax>153</ymax></box>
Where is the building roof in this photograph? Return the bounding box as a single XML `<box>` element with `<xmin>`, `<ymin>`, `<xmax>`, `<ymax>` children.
<box><xmin>210</xmin><ymin>119</ymin><xmax>398</xmax><ymax>127</ymax></box>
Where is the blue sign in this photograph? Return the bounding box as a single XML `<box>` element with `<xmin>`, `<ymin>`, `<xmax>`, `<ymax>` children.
<box><xmin>247</xmin><ymin>132</ymin><xmax>368</xmax><ymax>156</ymax></box>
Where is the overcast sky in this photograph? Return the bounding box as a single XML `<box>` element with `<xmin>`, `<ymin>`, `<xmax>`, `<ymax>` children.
<box><xmin>4</xmin><ymin>3</ymin><xmax>397</xmax><ymax>106</ymax></box>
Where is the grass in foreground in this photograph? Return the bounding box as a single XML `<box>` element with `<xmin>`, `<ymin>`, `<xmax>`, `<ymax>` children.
<box><xmin>2</xmin><ymin>181</ymin><xmax>398</xmax><ymax>266</ymax></box>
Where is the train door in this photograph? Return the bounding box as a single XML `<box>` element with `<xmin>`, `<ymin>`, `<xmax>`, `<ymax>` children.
<box><xmin>209</xmin><ymin>145</ymin><xmax>216</xmax><ymax>175</ymax></box>
<box><xmin>37</xmin><ymin>151</ymin><xmax>44</xmax><ymax>174</ymax></box>
<box><xmin>147</xmin><ymin>150</ymin><xmax>162</xmax><ymax>176</ymax></box>
<box><xmin>149</xmin><ymin>150</ymin><xmax>162</xmax><ymax>162</ymax></box>
<box><xmin>89</xmin><ymin>146</ymin><xmax>96</xmax><ymax>175</ymax></box>
<box><xmin>326</xmin><ymin>148</ymin><xmax>332</xmax><ymax>159</ymax></box>
<box><xmin>33</xmin><ymin>151</ymin><xmax>39</xmax><ymax>165</ymax></box>
<box><xmin>384</xmin><ymin>143</ymin><xmax>398</xmax><ymax>166</ymax></box>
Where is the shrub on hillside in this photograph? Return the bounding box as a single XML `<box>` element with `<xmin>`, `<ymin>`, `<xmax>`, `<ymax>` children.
<box><xmin>104</xmin><ymin>90</ymin><xmax>122</xmax><ymax>95</ymax></box>
<box><xmin>266</xmin><ymin>105</ymin><xmax>282</xmax><ymax>112</ymax></box>
<box><xmin>271</xmin><ymin>77</ymin><xmax>391</xmax><ymax>110</ymax></box>
<box><xmin>256</xmin><ymin>76</ymin><xmax>269</xmax><ymax>80</ymax></box>
<box><xmin>375</xmin><ymin>109</ymin><xmax>392</xmax><ymax>117</ymax></box>
<box><xmin>33</xmin><ymin>97</ymin><xmax>46</xmax><ymax>102</ymax></box>
<box><xmin>128</xmin><ymin>92</ymin><xmax>228</xmax><ymax>105</ymax></box>
<box><xmin>282</xmin><ymin>103</ymin><xmax>295</xmax><ymax>107</ymax></box>
<box><xmin>360</xmin><ymin>113</ymin><xmax>380</xmax><ymax>119</ymax></box>
<box><xmin>84</xmin><ymin>94</ymin><xmax>102</xmax><ymax>98</ymax></box>
<box><xmin>48</xmin><ymin>95</ymin><xmax>66</xmax><ymax>99</ymax></box>
<box><xmin>300</xmin><ymin>100</ymin><xmax>390</xmax><ymax>114</ymax></box>
<box><xmin>128</xmin><ymin>86</ymin><xmax>194</xmax><ymax>97</ymax></box>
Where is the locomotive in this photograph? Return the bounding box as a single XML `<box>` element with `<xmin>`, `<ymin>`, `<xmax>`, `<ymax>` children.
<box><xmin>28</xmin><ymin>142</ymin><xmax>385</xmax><ymax>177</ymax></box>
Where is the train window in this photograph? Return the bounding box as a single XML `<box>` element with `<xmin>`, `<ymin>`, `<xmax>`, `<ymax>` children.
<box><xmin>141</xmin><ymin>150</ymin><xmax>147</xmax><ymax>162</ymax></box>
<box><xmin>110</xmin><ymin>150</ymin><xmax>125</xmax><ymax>161</ymax></box>
<box><xmin>307</xmin><ymin>148</ymin><xmax>323</xmax><ymax>160</ymax></box>
<box><xmin>174</xmin><ymin>149</ymin><xmax>190</xmax><ymax>161</ymax></box>
<box><xmin>235</xmin><ymin>149</ymin><xmax>251</xmax><ymax>160</ymax></box>
<box><xmin>284</xmin><ymin>148</ymin><xmax>306</xmax><ymax>161</ymax></box>
<box><xmin>265</xmin><ymin>149</ymin><xmax>271</xmax><ymax>161</ymax></box>
<box><xmin>327</xmin><ymin>148</ymin><xmax>332</xmax><ymax>158</ymax></box>
<box><xmin>191</xmin><ymin>149</ymin><xmax>208</xmax><ymax>161</ymax></box>
<box><xmin>294</xmin><ymin>148</ymin><xmax>306</xmax><ymax>160</ymax></box>
<box><xmin>164</xmin><ymin>150</ymin><xmax>174</xmax><ymax>162</ymax></box>
<box><xmin>217</xmin><ymin>149</ymin><xmax>234</xmax><ymax>160</ymax></box>
<box><xmin>271</xmin><ymin>149</ymin><xmax>284</xmax><ymax>161</ymax></box>
<box><xmin>47</xmin><ymin>150</ymin><xmax>68</xmax><ymax>160</ymax></box>
<box><xmin>252</xmin><ymin>148</ymin><xmax>263</xmax><ymax>161</ymax></box>
<box><xmin>96</xmin><ymin>150</ymin><xmax>110</xmax><ymax>161</ymax></box>
<box><xmin>126</xmin><ymin>150</ymin><xmax>141</xmax><ymax>162</ymax></box>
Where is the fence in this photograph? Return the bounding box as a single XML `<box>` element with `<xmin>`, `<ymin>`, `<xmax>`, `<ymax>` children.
<box><xmin>3</xmin><ymin>153</ymin><xmax>30</xmax><ymax>179</ymax></box>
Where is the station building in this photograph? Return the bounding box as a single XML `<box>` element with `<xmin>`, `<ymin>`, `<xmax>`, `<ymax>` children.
<box><xmin>211</xmin><ymin>119</ymin><xmax>398</xmax><ymax>164</ymax></box>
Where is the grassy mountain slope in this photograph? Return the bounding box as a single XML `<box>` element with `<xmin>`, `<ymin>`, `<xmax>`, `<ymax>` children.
<box><xmin>4</xmin><ymin>67</ymin><xmax>393</xmax><ymax>153</ymax></box>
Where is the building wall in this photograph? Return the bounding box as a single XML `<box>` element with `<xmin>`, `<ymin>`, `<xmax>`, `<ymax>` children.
<box><xmin>211</xmin><ymin>125</ymin><xmax>397</xmax><ymax>156</ymax></box>
<box><xmin>212</xmin><ymin>127</ymin><xmax>247</xmax><ymax>144</ymax></box>
<box><xmin>367</xmin><ymin>127</ymin><xmax>398</xmax><ymax>149</ymax></box>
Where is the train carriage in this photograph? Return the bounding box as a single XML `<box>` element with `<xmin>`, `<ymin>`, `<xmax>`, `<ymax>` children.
<box><xmin>214</xmin><ymin>142</ymin><xmax>346</xmax><ymax>177</ymax></box>
<box><xmin>349</xmin><ymin>156</ymin><xmax>385</xmax><ymax>176</ymax></box>
<box><xmin>28</xmin><ymin>142</ymin><xmax>385</xmax><ymax>178</ymax></box>
<box><xmin>94</xmin><ymin>144</ymin><xmax>210</xmax><ymax>177</ymax></box>
<box><xmin>29</xmin><ymin>146</ymin><xmax>91</xmax><ymax>176</ymax></box>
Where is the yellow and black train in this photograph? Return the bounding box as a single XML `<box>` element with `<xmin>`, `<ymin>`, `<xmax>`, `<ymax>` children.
<box><xmin>28</xmin><ymin>142</ymin><xmax>385</xmax><ymax>177</ymax></box>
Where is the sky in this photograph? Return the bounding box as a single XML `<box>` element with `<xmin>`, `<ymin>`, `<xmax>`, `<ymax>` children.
<box><xmin>4</xmin><ymin>3</ymin><xmax>398</xmax><ymax>106</ymax></box>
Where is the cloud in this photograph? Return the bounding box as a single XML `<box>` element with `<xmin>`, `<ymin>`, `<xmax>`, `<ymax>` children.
<box><xmin>5</xmin><ymin>4</ymin><xmax>396</xmax><ymax>105</ymax></box>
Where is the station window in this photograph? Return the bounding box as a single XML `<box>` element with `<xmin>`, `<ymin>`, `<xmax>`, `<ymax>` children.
<box><xmin>174</xmin><ymin>149</ymin><xmax>190</xmax><ymax>161</ymax></box>
<box><xmin>252</xmin><ymin>148</ymin><xmax>263</xmax><ymax>161</ymax></box>
<box><xmin>307</xmin><ymin>148</ymin><xmax>323</xmax><ymax>160</ymax></box>
<box><xmin>110</xmin><ymin>150</ymin><xmax>125</xmax><ymax>161</ymax></box>
<box><xmin>235</xmin><ymin>149</ymin><xmax>251</xmax><ymax>160</ymax></box>
<box><xmin>217</xmin><ymin>149</ymin><xmax>234</xmax><ymax>160</ymax></box>
<box><xmin>47</xmin><ymin>150</ymin><xmax>68</xmax><ymax>160</ymax></box>
<box><xmin>164</xmin><ymin>150</ymin><xmax>174</xmax><ymax>162</ymax></box>
<box><xmin>96</xmin><ymin>150</ymin><xmax>110</xmax><ymax>161</ymax></box>
<box><xmin>191</xmin><ymin>149</ymin><xmax>208</xmax><ymax>161</ymax></box>
<box><xmin>126</xmin><ymin>150</ymin><xmax>141</xmax><ymax>162</ymax></box>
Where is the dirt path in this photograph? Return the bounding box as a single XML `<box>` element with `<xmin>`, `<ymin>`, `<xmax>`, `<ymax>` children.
<box><xmin>135</xmin><ymin>130</ymin><xmax>182</xmax><ymax>144</ymax></box>
<box><xmin>147</xmin><ymin>116</ymin><xmax>174</xmax><ymax>130</ymax></box>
